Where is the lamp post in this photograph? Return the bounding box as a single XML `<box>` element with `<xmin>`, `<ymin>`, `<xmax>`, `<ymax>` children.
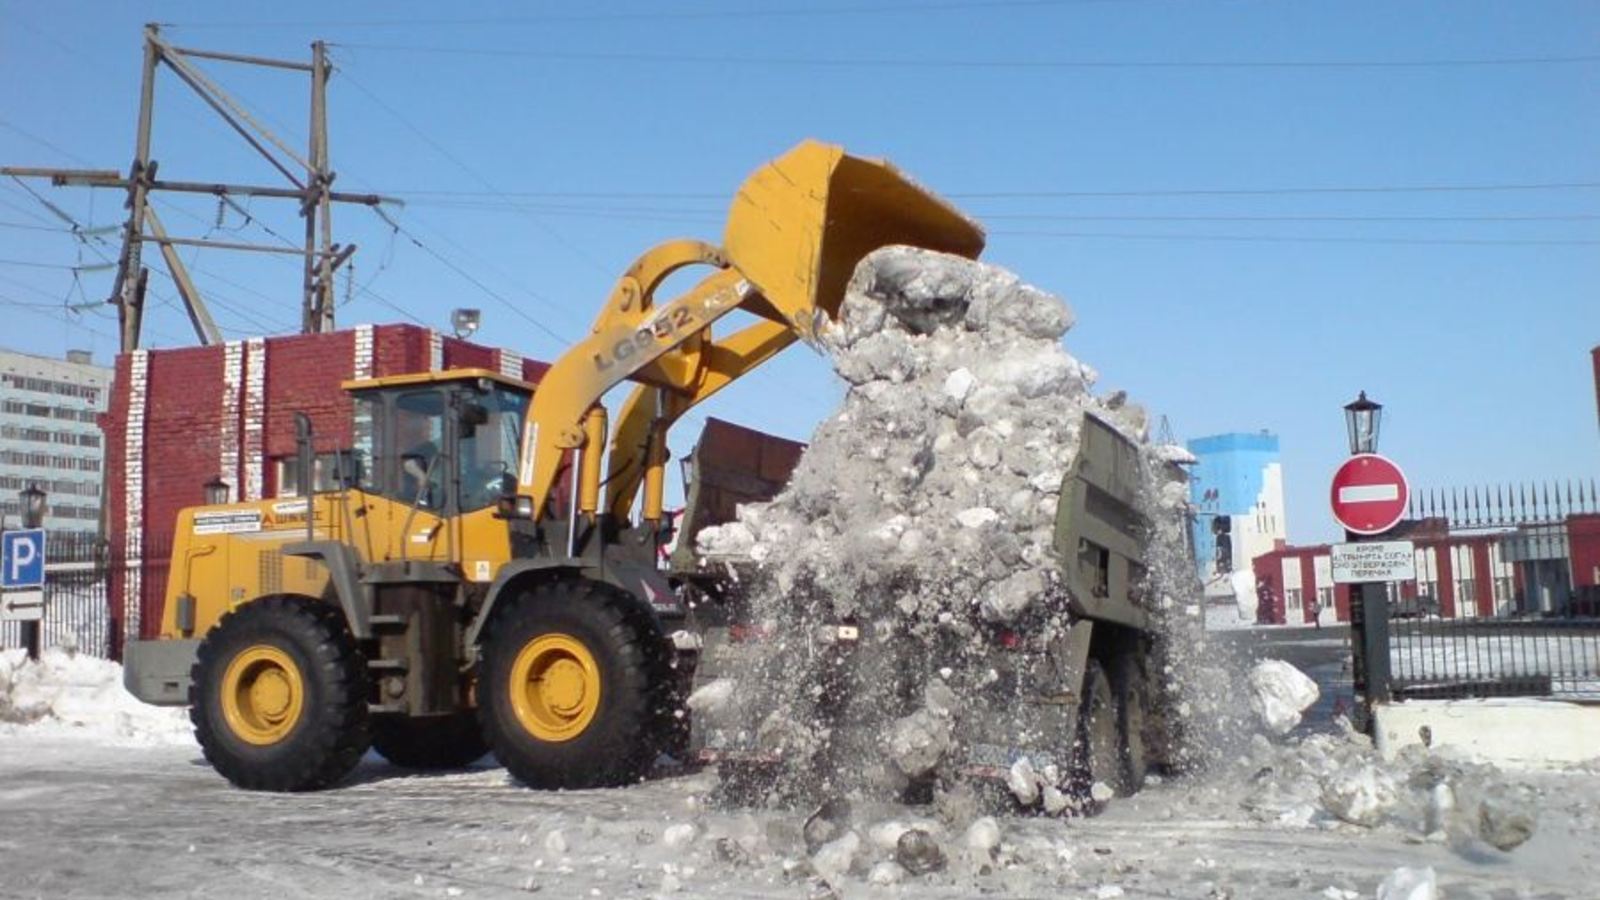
<box><xmin>1343</xmin><ymin>391</ymin><xmax>1383</xmax><ymax>456</ymax></box>
<box><xmin>20</xmin><ymin>483</ymin><xmax>46</xmax><ymax>529</ymax></box>
<box><xmin>1340</xmin><ymin>391</ymin><xmax>1392</xmax><ymax>720</ymax></box>
<box><xmin>203</xmin><ymin>476</ymin><xmax>231</xmax><ymax>506</ymax></box>
<box><xmin>18</xmin><ymin>484</ymin><xmax>46</xmax><ymax>660</ymax></box>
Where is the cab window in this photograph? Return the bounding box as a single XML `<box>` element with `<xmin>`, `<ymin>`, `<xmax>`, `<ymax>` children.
<box><xmin>457</xmin><ymin>386</ymin><xmax>528</xmax><ymax>512</ymax></box>
<box><xmin>394</xmin><ymin>390</ymin><xmax>446</xmax><ymax>508</ymax></box>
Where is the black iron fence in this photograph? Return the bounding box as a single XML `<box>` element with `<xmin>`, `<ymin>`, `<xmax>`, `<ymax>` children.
<box><xmin>1387</xmin><ymin>606</ymin><xmax>1600</xmax><ymax>701</ymax></box>
<box><xmin>1353</xmin><ymin>478</ymin><xmax>1600</xmax><ymax>706</ymax></box>
<box><xmin>1</xmin><ymin>533</ymin><xmax>113</xmax><ymax>659</ymax></box>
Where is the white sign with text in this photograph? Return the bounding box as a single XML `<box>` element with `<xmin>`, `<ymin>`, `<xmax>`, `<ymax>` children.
<box><xmin>1331</xmin><ymin>540</ymin><xmax>1416</xmax><ymax>584</ymax></box>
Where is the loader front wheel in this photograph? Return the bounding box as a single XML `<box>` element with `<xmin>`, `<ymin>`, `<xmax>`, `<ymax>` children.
<box><xmin>372</xmin><ymin>712</ymin><xmax>489</xmax><ymax>770</ymax></box>
<box><xmin>190</xmin><ymin>595</ymin><xmax>371</xmax><ymax>791</ymax></box>
<box><xmin>478</xmin><ymin>580</ymin><xmax>662</xmax><ymax>789</ymax></box>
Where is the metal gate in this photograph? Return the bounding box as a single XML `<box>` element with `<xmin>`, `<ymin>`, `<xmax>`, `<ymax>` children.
<box><xmin>1355</xmin><ymin>481</ymin><xmax>1600</xmax><ymax>706</ymax></box>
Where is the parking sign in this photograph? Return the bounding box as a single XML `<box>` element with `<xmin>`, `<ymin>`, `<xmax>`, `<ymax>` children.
<box><xmin>1</xmin><ymin>529</ymin><xmax>46</xmax><ymax>588</ymax></box>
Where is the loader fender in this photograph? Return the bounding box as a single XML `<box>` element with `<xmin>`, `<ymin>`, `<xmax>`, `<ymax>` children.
<box><xmin>283</xmin><ymin>540</ymin><xmax>373</xmax><ymax>639</ymax></box>
<box><xmin>465</xmin><ymin>559</ymin><xmax>681</xmax><ymax>657</ymax></box>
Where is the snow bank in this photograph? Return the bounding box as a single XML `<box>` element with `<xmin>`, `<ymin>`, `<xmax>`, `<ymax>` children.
<box><xmin>0</xmin><ymin>648</ymin><xmax>193</xmax><ymax>747</ymax></box>
<box><xmin>1230</xmin><ymin>726</ymin><xmax>1539</xmax><ymax>850</ymax></box>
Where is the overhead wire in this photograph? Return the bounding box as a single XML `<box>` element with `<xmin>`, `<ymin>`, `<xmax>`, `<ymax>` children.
<box><xmin>166</xmin><ymin>1</ymin><xmax>1134</xmax><ymax>30</ymax></box>
<box><xmin>330</xmin><ymin>43</ymin><xmax>1600</xmax><ymax>70</ymax></box>
<box><xmin>370</xmin><ymin>205</ymin><xmax>574</xmax><ymax>346</ymax></box>
<box><xmin>331</xmin><ymin>59</ymin><xmax>612</xmax><ymax>280</ymax></box>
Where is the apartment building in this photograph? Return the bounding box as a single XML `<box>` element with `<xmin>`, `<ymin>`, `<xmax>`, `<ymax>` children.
<box><xmin>0</xmin><ymin>347</ymin><xmax>111</xmax><ymax>531</ymax></box>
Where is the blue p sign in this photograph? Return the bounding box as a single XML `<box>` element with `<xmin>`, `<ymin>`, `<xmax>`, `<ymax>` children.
<box><xmin>1</xmin><ymin>529</ymin><xmax>45</xmax><ymax>588</ymax></box>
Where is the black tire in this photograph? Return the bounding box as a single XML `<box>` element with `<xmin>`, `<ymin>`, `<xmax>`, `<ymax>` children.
<box><xmin>189</xmin><ymin>595</ymin><xmax>371</xmax><ymax>792</ymax></box>
<box><xmin>1070</xmin><ymin>659</ymin><xmax>1120</xmax><ymax>815</ymax></box>
<box><xmin>476</xmin><ymin>579</ymin><xmax>666</xmax><ymax>789</ymax></box>
<box><xmin>1109</xmin><ymin>654</ymin><xmax>1150</xmax><ymax>796</ymax></box>
<box><xmin>372</xmin><ymin>712</ymin><xmax>489</xmax><ymax>770</ymax></box>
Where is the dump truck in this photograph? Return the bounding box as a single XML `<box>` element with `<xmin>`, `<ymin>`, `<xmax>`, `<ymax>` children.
<box><xmin>674</xmin><ymin>413</ymin><xmax>1177</xmax><ymax>808</ymax></box>
<box><xmin>124</xmin><ymin>139</ymin><xmax>1170</xmax><ymax>800</ymax></box>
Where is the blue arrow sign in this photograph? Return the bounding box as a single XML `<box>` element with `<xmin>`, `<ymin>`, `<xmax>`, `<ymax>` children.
<box><xmin>1</xmin><ymin>529</ymin><xmax>46</xmax><ymax>588</ymax></box>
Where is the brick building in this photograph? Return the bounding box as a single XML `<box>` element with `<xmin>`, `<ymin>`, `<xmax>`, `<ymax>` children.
<box><xmin>1251</xmin><ymin>514</ymin><xmax>1600</xmax><ymax>626</ymax></box>
<box><xmin>102</xmin><ymin>324</ymin><xmax>548</xmax><ymax>655</ymax></box>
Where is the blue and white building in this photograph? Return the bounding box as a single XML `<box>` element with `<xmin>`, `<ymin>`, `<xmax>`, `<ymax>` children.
<box><xmin>0</xmin><ymin>348</ymin><xmax>111</xmax><ymax>532</ymax></box>
<box><xmin>1186</xmin><ymin>431</ymin><xmax>1287</xmax><ymax>584</ymax></box>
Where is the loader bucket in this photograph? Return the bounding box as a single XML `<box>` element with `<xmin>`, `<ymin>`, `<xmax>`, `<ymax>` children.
<box><xmin>723</xmin><ymin>140</ymin><xmax>985</xmax><ymax>341</ymax></box>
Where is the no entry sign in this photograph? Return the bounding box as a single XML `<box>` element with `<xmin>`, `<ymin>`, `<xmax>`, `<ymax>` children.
<box><xmin>1330</xmin><ymin>453</ymin><xmax>1409</xmax><ymax>535</ymax></box>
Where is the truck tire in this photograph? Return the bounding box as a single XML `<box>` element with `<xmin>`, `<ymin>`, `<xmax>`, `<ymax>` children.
<box><xmin>477</xmin><ymin>579</ymin><xmax>663</xmax><ymax>789</ymax></box>
<box><xmin>1071</xmin><ymin>659</ymin><xmax>1119</xmax><ymax>815</ymax></box>
<box><xmin>1108</xmin><ymin>654</ymin><xmax>1149</xmax><ymax>796</ymax></box>
<box><xmin>189</xmin><ymin>595</ymin><xmax>371</xmax><ymax>792</ymax></box>
<box><xmin>372</xmin><ymin>712</ymin><xmax>489</xmax><ymax>770</ymax></box>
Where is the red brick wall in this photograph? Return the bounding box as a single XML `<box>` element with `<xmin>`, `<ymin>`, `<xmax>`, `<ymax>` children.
<box><xmin>443</xmin><ymin>337</ymin><xmax>495</xmax><ymax>371</ymax></box>
<box><xmin>105</xmin><ymin>323</ymin><xmax>550</xmax><ymax>651</ymax></box>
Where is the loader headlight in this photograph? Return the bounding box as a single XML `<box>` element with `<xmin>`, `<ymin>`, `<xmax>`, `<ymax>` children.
<box><xmin>496</xmin><ymin>494</ymin><xmax>536</xmax><ymax>519</ymax></box>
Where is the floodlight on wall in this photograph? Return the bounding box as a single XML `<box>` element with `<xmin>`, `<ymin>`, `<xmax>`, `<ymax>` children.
<box><xmin>450</xmin><ymin>308</ymin><xmax>481</xmax><ymax>340</ymax></box>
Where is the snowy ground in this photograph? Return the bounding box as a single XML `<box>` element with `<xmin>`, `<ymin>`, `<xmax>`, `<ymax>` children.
<box><xmin>2</xmin><ymin>730</ymin><xmax>1597</xmax><ymax>899</ymax></box>
<box><xmin>3</xmin><ymin>649</ymin><xmax>1598</xmax><ymax>899</ymax></box>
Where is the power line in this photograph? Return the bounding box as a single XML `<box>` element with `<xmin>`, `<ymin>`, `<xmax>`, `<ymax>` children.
<box><xmin>168</xmin><ymin>1</ymin><xmax>1121</xmax><ymax>29</ymax></box>
<box><xmin>331</xmin><ymin>62</ymin><xmax>611</xmax><ymax>279</ymax></box>
<box><xmin>333</xmin><ymin>43</ymin><xmax>1600</xmax><ymax>70</ymax></box>
<box><xmin>374</xmin><ymin>179</ymin><xmax>1600</xmax><ymax>201</ymax></box>
<box><xmin>391</xmin><ymin>199</ymin><xmax>1600</xmax><ymax>225</ymax></box>
<box><xmin>989</xmin><ymin>229</ymin><xmax>1600</xmax><ymax>246</ymax></box>
<box><xmin>371</xmin><ymin>207</ymin><xmax>574</xmax><ymax>347</ymax></box>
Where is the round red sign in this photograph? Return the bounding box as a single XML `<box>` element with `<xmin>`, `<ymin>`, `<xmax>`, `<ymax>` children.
<box><xmin>1329</xmin><ymin>453</ymin><xmax>1409</xmax><ymax>535</ymax></box>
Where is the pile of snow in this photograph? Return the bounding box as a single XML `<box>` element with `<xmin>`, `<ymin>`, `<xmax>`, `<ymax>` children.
<box><xmin>0</xmin><ymin>648</ymin><xmax>194</xmax><ymax>746</ymax></box>
<box><xmin>695</xmin><ymin>247</ymin><xmax>1213</xmax><ymax>802</ymax></box>
<box><xmin>1230</xmin><ymin>724</ymin><xmax>1538</xmax><ymax>850</ymax></box>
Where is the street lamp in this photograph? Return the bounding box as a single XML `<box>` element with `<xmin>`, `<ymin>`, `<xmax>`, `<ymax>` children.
<box><xmin>1343</xmin><ymin>391</ymin><xmax>1383</xmax><ymax>455</ymax></box>
<box><xmin>19</xmin><ymin>483</ymin><xmax>46</xmax><ymax>529</ymax></box>
<box><xmin>203</xmin><ymin>476</ymin><xmax>231</xmax><ymax>506</ymax></box>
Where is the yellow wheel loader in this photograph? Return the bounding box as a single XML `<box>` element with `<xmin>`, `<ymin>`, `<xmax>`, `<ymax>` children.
<box><xmin>123</xmin><ymin>140</ymin><xmax>987</xmax><ymax>791</ymax></box>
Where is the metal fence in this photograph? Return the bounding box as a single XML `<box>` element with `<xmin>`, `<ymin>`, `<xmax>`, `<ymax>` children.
<box><xmin>1388</xmin><ymin>607</ymin><xmax>1600</xmax><ymax>701</ymax></box>
<box><xmin>1</xmin><ymin>533</ymin><xmax>113</xmax><ymax>658</ymax></box>
<box><xmin>1355</xmin><ymin>479</ymin><xmax>1600</xmax><ymax>705</ymax></box>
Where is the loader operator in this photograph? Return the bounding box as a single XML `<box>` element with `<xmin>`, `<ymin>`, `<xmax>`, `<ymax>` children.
<box><xmin>395</xmin><ymin>392</ymin><xmax>444</xmax><ymax>508</ymax></box>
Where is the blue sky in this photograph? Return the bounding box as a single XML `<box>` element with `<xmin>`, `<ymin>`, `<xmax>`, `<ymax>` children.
<box><xmin>2</xmin><ymin>0</ymin><xmax>1597</xmax><ymax>544</ymax></box>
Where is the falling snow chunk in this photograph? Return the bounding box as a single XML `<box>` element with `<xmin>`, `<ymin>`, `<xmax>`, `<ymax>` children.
<box><xmin>685</xmin><ymin>678</ymin><xmax>735</xmax><ymax>714</ymax></box>
<box><xmin>662</xmin><ymin>823</ymin><xmax>698</xmax><ymax>849</ymax></box>
<box><xmin>1247</xmin><ymin>659</ymin><xmax>1320</xmax><ymax>736</ymax></box>
<box><xmin>1376</xmin><ymin>866</ymin><xmax>1437</xmax><ymax>900</ymax></box>
<box><xmin>1007</xmin><ymin>757</ymin><xmax>1041</xmax><ymax>806</ymax></box>
<box><xmin>954</xmin><ymin>506</ymin><xmax>999</xmax><ymax>528</ymax></box>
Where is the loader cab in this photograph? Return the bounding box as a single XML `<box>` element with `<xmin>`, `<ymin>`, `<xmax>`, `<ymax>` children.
<box><xmin>341</xmin><ymin>369</ymin><xmax>532</xmax><ymax>518</ymax></box>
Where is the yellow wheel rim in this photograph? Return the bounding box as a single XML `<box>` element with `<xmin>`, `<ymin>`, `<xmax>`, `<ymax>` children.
<box><xmin>508</xmin><ymin>633</ymin><xmax>601</xmax><ymax>742</ymax></box>
<box><xmin>220</xmin><ymin>645</ymin><xmax>305</xmax><ymax>746</ymax></box>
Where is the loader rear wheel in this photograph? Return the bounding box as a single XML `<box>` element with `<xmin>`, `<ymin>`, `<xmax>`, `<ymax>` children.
<box><xmin>477</xmin><ymin>580</ymin><xmax>663</xmax><ymax>789</ymax></box>
<box><xmin>372</xmin><ymin>712</ymin><xmax>489</xmax><ymax>770</ymax></box>
<box><xmin>1070</xmin><ymin>659</ymin><xmax>1120</xmax><ymax>815</ymax></box>
<box><xmin>190</xmin><ymin>595</ymin><xmax>370</xmax><ymax>792</ymax></box>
